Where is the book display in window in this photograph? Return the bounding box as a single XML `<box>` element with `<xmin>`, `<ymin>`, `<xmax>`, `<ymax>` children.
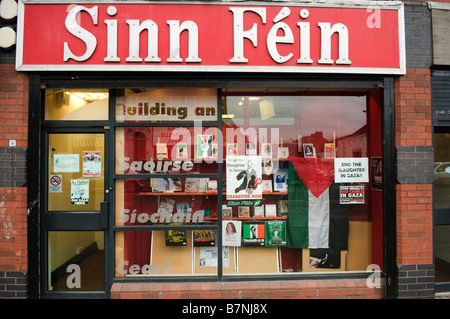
<box><xmin>253</xmin><ymin>206</ymin><xmax>264</xmax><ymax>217</ymax></box>
<box><xmin>265</xmin><ymin>204</ymin><xmax>277</xmax><ymax>217</ymax></box>
<box><xmin>278</xmin><ymin>199</ymin><xmax>288</xmax><ymax>217</ymax></box>
<box><xmin>227</xmin><ymin>143</ymin><xmax>238</xmax><ymax>156</ymax></box>
<box><xmin>262</xmin><ymin>179</ymin><xmax>273</xmax><ymax>192</ymax></box>
<box><xmin>176</xmin><ymin>142</ymin><xmax>188</xmax><ymax>159</ymax></box>
<box><xmin>273</xmin><ymin>169</ymin><xmax>288</xmax><ymax>192</ymax></box>
<box><xmin>185</xmin><ymin>178</ymin><xmax>208</xmax><ymax>192</ymax></box>
<box><xmin>303</xmin><ymin>143</ymin><xmax>315</xmax><ymax>158</ymax></box>
<box><xmin>246</xmin><ymin>142</ymin><xmax>257</xmax><ymax>155</ymax></box>
<box><xmin>176</xmin><ymin>202</ymin><xmax>191</xmax><ymax>215</ymax></box>
<box><xmin>222</xmin><ymin>205</ymin><xmax>232</xmax><ymax>218</ymax></box>
<box><xmin>114</xmin><ymin>90</ymin><xmax>377</xmax><ymax>277</ymax></box>
<box><xmin>207</xmin><ymin>179</ymin><xmax>218</xmax><ymax>193</ymax></box>
<box><xmin>152</xmin><ymin>177</ymin><xmax>182</xmax><ymax>192</ymax></box>
<box><xmin>156</xmin><ymin>140</ymin><xmax>168</xmax><ymax>160</ymax></box>
<box><xmin>158</xmin><ymin>198</ymin><xmax>175</xmax><ymax>215</ymax></box>
<box><xmin>238</xmin><ymin>206</ymin><xmax>250</xmax><ymax>218</ymax></box>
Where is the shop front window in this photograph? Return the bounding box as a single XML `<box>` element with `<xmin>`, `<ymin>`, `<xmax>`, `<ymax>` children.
<box><xmin>113</xmin><ymin>88</ymin><xmax>382</xmax><ymax>278</ymax></box>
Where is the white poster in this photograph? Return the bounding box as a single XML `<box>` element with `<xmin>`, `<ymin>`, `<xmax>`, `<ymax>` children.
<box><xmin>54</xmin><ymin>154</ymin><xmax>79</xmax><ymax>172</ymax></box>
<box><xmin>223</xmin><ymin>220</ymin><xmax>242</xmax><ymax>247</ymax></box>
<box><xmin>199</xmin><ymin>246</ymin><xmax>229</xmax><ymax>268</ymax></box>
<box><xmin>71</xmin><ymin>179</ymin><xmax>89</xmax><ymax>205</ymax></box>
<box><xmin>334</xmin><ymin>158</ymin><xmax>369</xmax><ymax>183</ymax></box>
<box><xmin>226</xmin><ymin>156</ymin><xmax>262</xmax><ymax>200</ymax></box>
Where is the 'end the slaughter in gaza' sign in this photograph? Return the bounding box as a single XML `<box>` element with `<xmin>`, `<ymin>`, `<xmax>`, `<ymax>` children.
<box><xmin>334</xmin><ymin>158</ymin><xmax>368</xmax><ymax>183</ymax></box>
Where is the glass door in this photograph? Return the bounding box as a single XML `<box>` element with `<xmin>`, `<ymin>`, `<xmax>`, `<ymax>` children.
<box><xmin>42</xmin><ymin>130</ymin><xmax>110</xmax><ymax>298</ymax></box>
<box><xmin>434</xmin><ymin>129</ymin><xmax>450</xmax><ymax>292</ymax></box>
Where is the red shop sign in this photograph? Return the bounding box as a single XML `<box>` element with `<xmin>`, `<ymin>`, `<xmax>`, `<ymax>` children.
<box><xmin>16</xmin><ymin>1</ymin><xmax>405</xmax><ymax>74</ymax></box>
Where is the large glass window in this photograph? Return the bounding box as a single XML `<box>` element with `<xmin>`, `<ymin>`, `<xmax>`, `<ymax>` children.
<box><xmin>113</xmin><ymin>88</ymin><xmax>382</xmax><ymax>278</ymax></box>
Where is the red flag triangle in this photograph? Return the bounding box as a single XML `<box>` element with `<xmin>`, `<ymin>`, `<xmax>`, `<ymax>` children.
<box><xmin>288</xmin><ymin>156</ymin><xmax>335</xmax><ymax>198</ymax></box>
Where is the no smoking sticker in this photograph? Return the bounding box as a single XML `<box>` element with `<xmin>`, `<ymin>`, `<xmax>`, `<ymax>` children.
<box><xmin>49</xmin><ymin>174</ymin><xmax>62</xmax><ymax>193</ymax></box>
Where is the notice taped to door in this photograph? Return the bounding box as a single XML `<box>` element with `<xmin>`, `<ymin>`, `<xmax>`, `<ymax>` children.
<box><xmin>49</xmin><ymin>174</ymin><xmax>62</xmax><ymax>193</ymax></box>
<box><xmin>71</xmin><ymin>179</ymin><xmax>89</xmax><ymax>205</ymax></box>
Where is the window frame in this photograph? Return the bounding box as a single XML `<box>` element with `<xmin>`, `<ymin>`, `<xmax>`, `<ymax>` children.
<box><xmin>31</xmin><ymin>73</ymin><xmax>396</xmax><ymax>296</ymax></box>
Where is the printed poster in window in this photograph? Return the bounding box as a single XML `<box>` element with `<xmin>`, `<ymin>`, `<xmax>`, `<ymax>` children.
<box><xmin>242</xmin><ymin>222</ymin><xmax>265</xmax><ymax>246</ymax></box>
<box><xmin>265</xmin><ymin>220</ymin><xmax>286</xmax><ymax>247</ymax></box>
<box><xmin>165</xmin><ymin>224</ymin><xmax>187</xmax><ymax>246</ymax></box>
<box><xmin>339</xmin><ymin>185</ymin><xmax>365</xmax><ymax>204</ymax></box>
<box><xmin>82</xmin><ymin>151</ymin><xmax>102</xmax><ymax>177</ymax></box>
<box><xmin>273</xmin><ymin>168</ymin><xmax>288</xmax><ymax>192</ymax></box>
<box><xmin>196</xmin><ymin>134</ymin><xmax>213</xmax><ymax>158</ymax></box>
<box><xmin>199</xmin><ymin>246</ymin><xmax>229</xmax><ymax>268</ymax></box>
<box><xmin>324</xmin><ymin>143</ymin><xmax>336</xmax><ymax>158</ymax></box>
<box><xmin>226</xmin><ymin>156</ymin><xmax>262</xmax><ymax>200</ymax></box>
<box><xmin>193</xmin><ymin>230</ymin><xmax>216</xmax><ymax>247</ymax></box>
<box><xmin>309</xmin><ymin>248</ymin><xmax>341</xmax><ymax>269</ymax></box>
<box><xmin>176</xmin><ymin>143</ymin><xmax>188</xmax><ymax>160</ymax></box>
<box><xmin>303</xmin><ymin>143</ymin><xmax>315</xmax><ymax>158</ymax></box>
<box><xmin>223</xmin><ymin>220</ymin><xmax>242</xmax><ymax>247</ymax></box>
<box><xmin>54</xmin><ymin>154</ymin><xmax>79</xmax><ymax>173</ymax></box>
<box><xmin>71</xmin><ymin>179</ymin><xmax>89</xmax><ymax>205</ymax></box>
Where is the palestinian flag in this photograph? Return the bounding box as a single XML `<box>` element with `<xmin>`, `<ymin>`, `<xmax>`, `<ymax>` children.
<box><xmin>286</xmin><ymin>157</ymin><xmax>349</xmax><ymax>250</ymax></box>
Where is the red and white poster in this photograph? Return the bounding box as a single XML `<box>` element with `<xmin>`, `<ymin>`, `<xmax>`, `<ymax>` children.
<box><xmin>82</xmin><ymin>151</ymin><xmax>102</xmax><ymax>177</ymax></box>
<box><xmin>16</xmin><ymin>1</ymin><xmax>405</xmax><ymax>74</ymax></box>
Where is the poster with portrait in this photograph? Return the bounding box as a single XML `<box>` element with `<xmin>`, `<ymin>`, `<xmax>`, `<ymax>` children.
<box><xmin>303</xmin><ymin>143</ymin><xmax>315</xmax><ymax>158</ymax></box>
<box><xmin>226</xmin><ymin>156</ymin><xmax>262</xmax><ymax>201</ymax></box>
<box><xmin>222</xmin><ymin>220</ymin><xmax>242</xmax><ymax>247</ymax></box>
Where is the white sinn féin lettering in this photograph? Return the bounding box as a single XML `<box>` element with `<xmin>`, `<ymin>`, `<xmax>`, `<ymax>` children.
<box><xmin>64</xmin><ymin>5</ymin><xmax>351</xmax><ymax>65</ymax></box>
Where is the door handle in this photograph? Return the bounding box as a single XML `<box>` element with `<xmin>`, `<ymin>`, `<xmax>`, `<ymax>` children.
<box><xmin>100</xmin><ymin>201</ymin><xmax>108</xmax><ymax>230</ymax></box>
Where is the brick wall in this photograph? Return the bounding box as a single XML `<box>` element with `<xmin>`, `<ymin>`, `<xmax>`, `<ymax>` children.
<box><xmin>0</xmin><ymin>64</ymin><xmax>29</xmax><ymax>299</ymax></box>
<box><xmin>394</xmin><ymin>2</ymin><xmax>435</xmax><ymax>299</ymax></box>
<box><xmin>111</xmin><ymin>279</ymin><xmax>385</xmax><ymax>299</ymax></box>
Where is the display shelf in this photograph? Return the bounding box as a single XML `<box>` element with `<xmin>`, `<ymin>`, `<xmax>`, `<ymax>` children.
<box><xmin>222</xmin><ymin>216</ymin><xmax>287</xmax><ymax>221</ymax></box>
<box><xmin>139</xmin><ymin>191</ymin><xmax>288</xmax><ymax>196</ymax></box>
<box><xmin>139</xmin><ymin>191</ymin><xmax>218</xmax><ymax>196</ymax></box>
<box><xmin>262</xmin><ymin>191</ymin><xmax>288</xmax><ymax>195</ymax></box>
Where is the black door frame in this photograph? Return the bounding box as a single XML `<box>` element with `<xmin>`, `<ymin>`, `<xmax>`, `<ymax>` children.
<box><xmin>40</xmin><ymin>128</ymin><xmax>111</xmax><ymax>299</ymax></box>
<box><xmin>29</xmin><ymin>73</ymin><xmax>114</xmax><ymax>298</ymax></box>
